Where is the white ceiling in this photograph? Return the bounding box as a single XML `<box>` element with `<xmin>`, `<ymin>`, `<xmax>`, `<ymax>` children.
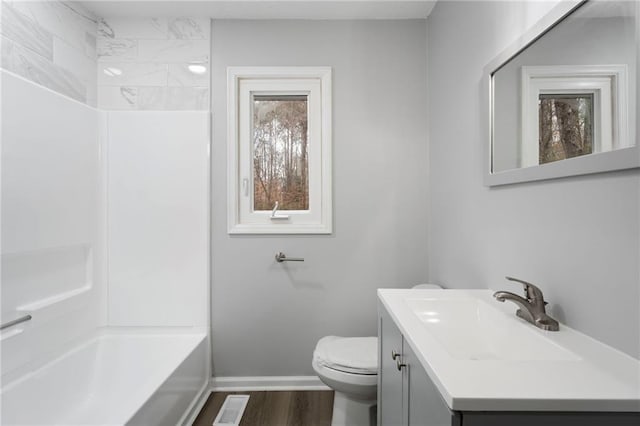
<box><xmin>80</xmin><ymin>0</ymin><xmax>437</xmax><ymax>19</ymax></box>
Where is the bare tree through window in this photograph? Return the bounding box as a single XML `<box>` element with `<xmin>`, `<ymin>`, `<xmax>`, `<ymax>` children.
<box><xmin>538</xmin><ymin>94</ymin><xmax>594</xmax><ymax>164</ymax></box>
<box><xmin>253</xmin><ymin>95</ymin><xmax>309</xmax><ymax>211</ymax></box>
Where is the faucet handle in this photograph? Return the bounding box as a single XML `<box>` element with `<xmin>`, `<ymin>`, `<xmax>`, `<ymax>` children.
<box><xmin>505</xmin><ymin>276</ymin><xmax>544</xmax><ymax>301</ymax></box>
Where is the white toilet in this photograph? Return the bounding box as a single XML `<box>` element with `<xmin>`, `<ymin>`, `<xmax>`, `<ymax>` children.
<box><xmin>313</xmin><ymin>284</ymin><xmax>443</xmax><ymax>426</ymax></box>
<box><xmin>313</xmin><ymin>336</ymin><xmax>378</xmax><ymax>426</ymax></box>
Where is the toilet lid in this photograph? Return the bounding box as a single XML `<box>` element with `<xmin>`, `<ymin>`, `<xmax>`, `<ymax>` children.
<box><xmin>314</xmin><ymin>336</ymin><xmax>378</xmax><ymax>375</ymax></box>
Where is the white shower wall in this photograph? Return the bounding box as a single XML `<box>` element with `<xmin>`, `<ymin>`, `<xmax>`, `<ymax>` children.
<box><xmin>105</xmin><ymin>111</ymin><xmax>209</xmax><ymax>327</ymax></box>
<box><xmin>1</xmin><ymin>71</ymin><xmax>105</xmax><ymax>383</ymax></box>
<box><xmin>1</xmin><ymin>5</ymin><xmax>211</xmax><ymax>386</ymax></box>
<box><xmin>96</xmin><ymin>13</ymin><xmax>212</xmax><ymax>326</ymax></box>
<box><xmin>97</xmin><ymin>13</ymin><xmax>210</xmax><ymax>326</ymax></box>
<box><xmin>1</xmin><ymin>79</ymin><xmax>210</xmax><ymax>384</ymax></box>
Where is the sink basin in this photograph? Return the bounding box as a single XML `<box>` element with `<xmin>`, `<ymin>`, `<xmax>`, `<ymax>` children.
<box><xmin>405</xmin><ymin>298</ymin><xmax>580</xmax><ymax>361</ymax></box>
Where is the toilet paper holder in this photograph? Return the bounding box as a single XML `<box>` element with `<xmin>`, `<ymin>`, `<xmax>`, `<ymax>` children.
<box><xmin>275</xmin><ymin>252</ymin><xmax>304</xmax><ymax>263</ymax></box>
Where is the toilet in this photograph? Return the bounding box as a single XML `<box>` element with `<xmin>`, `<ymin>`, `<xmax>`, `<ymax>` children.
<box><xmin>313</xmin><ymin>336</ymin><xmax>377</xmax><ymax>426</ymax></box>
<box><xmin>313</xmin><ymin>284</ymin><xmax>443</xmax><ymax>426</ymax></box>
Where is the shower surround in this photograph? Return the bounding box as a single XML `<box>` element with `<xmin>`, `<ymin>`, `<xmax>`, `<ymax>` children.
<box><xmin>1</xmin><ymin>2</ymin><xmax>211</xmax><ymax>424</ymax></box>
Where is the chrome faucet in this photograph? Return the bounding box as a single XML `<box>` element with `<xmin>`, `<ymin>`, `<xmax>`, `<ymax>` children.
<box><xmin>493</xmin><ymin>276</ymin><xmax>559</xmax><ymax>331</ymax></box>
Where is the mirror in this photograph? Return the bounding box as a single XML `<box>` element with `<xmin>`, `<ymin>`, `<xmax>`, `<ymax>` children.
<box><xmin>485</xmin><ymin>0</ymin><xmax>639</xmax><ymax>186</ymax></box>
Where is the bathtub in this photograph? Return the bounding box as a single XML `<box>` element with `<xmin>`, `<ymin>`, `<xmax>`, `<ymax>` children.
<box><xmin>0</xmin><ymin>327</ymin><xmax>208</xmax><ymax>426</ymax></box>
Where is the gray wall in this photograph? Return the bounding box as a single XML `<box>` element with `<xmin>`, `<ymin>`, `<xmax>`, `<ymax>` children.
<box><xmin>211</xmin><ymin>20</ymin><xmax>429</xmax><ymax>376</ymax></box>
<box><xmin>427</xmin><ymin>1</ymin><xmax>640</xmax><ymax>357</ymax></box>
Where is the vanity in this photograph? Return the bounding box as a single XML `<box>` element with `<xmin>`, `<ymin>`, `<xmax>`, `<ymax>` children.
<box><xmin>377</xmin><ymin>289</ymin><xmax>640</xmax><ymax>426</ymax></box>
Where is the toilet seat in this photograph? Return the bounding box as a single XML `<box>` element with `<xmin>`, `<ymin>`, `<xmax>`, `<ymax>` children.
<box><xmin>313</xmin><ymin>336</ymin><xmax>378</xmax><ymax>375</ymax></box>
<box><xmin>313</xmin><ymin>359</ymin><xmax>378</xmax><ymax>387</ymax></box>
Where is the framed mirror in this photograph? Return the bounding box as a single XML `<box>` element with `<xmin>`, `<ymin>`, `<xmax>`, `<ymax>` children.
<box><xmin>484</xmin><ymin>0</ymin><xmax>639</xmax><ymax>186</ymax></box>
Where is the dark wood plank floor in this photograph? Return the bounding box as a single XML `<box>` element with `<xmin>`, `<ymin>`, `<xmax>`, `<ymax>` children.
<box><xmin>193</xmin><ymin>391</ymin><xmax>334</xmax><ymax>426</ymax></box>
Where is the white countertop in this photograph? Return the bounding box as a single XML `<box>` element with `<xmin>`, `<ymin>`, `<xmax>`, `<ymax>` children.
<box><xmin>378</xmin><ymin>288</ymin><xmax>640</xmax><ymax>412</ymax></box>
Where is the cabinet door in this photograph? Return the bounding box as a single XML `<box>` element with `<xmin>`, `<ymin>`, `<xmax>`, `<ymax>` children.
<box><xmin>378</xmin><ymin>303</ymin><xmax>405</xmax><ymax>426</ymax></box>
<box><xmin>404</xmin><ymin>342</ymin><xmax>460</xmax><ymax>426</ymax></box>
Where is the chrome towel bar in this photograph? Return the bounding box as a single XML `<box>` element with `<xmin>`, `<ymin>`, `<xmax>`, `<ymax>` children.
<box><xmin>1</xmin><ymin>314</ymin><xmax>32</xmax><ymax>331</ymax></box>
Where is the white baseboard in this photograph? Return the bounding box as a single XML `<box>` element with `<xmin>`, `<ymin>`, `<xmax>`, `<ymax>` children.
<box><xmin>180</xmin><ymin>379</ymin><xmax>213</xmax><ymax>426</ymax></box>
<box><xmin>211</xmin><ymin>375</ymin><xmax>330</xmax><ymax>392</ymax></box>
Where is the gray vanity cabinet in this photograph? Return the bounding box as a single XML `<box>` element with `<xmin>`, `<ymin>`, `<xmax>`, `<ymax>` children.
<box><xmin>377</xmin><ymin>301</ymin><xmax>639</xmax><ymax>426</ymax></box>
<box><xmin>378</xmin><ymin>302</ymin><xmax>461</xmax><ymax>426</ymax></box>
<box><xmin>404</xmin><ymin>342</ymin><xmax>461</xmax><ymax>426</ymax></box>
<box><xmin>378</xmin><ymin>303</ymin><xmax>405</xmax><ymax>425</ymax></box>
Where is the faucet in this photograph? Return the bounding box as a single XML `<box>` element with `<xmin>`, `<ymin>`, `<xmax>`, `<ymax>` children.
<box><xmin>493</xmin><ymin>276</ymin><xmax>559</xmax><ymax>331</ymax></box>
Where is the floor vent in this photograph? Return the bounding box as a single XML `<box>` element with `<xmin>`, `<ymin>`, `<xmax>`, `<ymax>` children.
<box><xmin>212</xmin><ymin>395</ymin><xmax>250</xmax><ymax>426</ymax></box>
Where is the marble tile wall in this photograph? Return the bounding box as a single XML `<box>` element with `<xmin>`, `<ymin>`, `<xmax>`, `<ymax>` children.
<box><xmin>97</xmin><ymin>17</ymin><xmax>210</xmax><ymax>110</ymax></box>
<box><xmin>0</xmin><ymin>0</ymin><xmax>98</xmax><ymax>105</ymax></box>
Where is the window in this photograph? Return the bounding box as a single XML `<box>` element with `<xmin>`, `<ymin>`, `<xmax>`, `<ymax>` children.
<box><xmin>227</xmin><ymin>67</ymin><xmax>332</xmax><ymax>234</ymax></box>
<box><xmin>520</xmin><ymin>65</ymin><xmax>628</xmax><ymax>168</ymax></box>
<box><xmin>253</xmin><ymin>94</ymin><xmax>309</xmax><ymax>211</ymax></box>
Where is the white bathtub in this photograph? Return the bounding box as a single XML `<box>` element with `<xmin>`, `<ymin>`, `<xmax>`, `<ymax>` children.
<box><xmin>0</xmin><ymin>327</ymin><xmax>208</xmax><ymax>426</ymax></box>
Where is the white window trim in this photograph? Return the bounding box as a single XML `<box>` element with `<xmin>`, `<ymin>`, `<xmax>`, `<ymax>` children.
<box><xmin>227</xmin><ymin>67</ymin><xmax>332</xmax><ymax>234</ymax></box>
<box><xmin>520</xmin><ymin>64</ymin><xmax>628</xmax><ymax>168</ymax></box>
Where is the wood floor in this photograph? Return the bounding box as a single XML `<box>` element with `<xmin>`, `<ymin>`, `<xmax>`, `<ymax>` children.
<box><xmin>193</xmin><ymin>391</ymin><xmax>334</xmax><ymax>426</ymax></box>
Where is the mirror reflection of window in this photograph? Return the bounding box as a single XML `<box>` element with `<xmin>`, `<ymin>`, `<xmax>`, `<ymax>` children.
<box><xmin>538</xmin><ymin>94</ymin><xmax>594</xmax><ymax>164</ymax></box>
